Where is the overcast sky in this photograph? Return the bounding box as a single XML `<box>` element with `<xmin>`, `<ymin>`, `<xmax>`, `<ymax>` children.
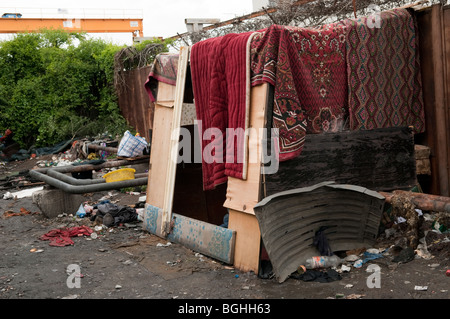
<box><xmin>0</xmin><ymin>0</ymin><xmax>255</xmax><ymax>45</ymax></box>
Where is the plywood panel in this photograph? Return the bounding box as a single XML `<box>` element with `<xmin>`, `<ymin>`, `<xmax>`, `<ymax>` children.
<box><xmin>224</xmin><ymin>83</ymin><xmax>268</xmax><ymax>214</ymax></box>
<box><xmin>146</xmin><ymin>103</ymin><xmax>174</xmax><ymax>208</ymax></box>
<box><xmin>116</xmin><ymin>66</ymin><xmax>153</xmax><ymax>141</ymax></box>
<box><xmin>265</xmin><ymin>127</ymin><xmax>417</xmax><ymax>195</ymax></box>
<box><xmin>228</xmin><ymin>209</ymin><xmax>261</xmax><ymax>273</ymax></box>
<box><xmin>156</xmin><ymin>81</ymin><xmax>176</xmax><ymax>107</ymax></box>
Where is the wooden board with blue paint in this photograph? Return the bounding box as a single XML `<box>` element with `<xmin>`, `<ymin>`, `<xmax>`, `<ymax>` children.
<box><xmin>144</xmin><ymin>204</ymin><xmax>236</xmax><ymax>264</ymax></box>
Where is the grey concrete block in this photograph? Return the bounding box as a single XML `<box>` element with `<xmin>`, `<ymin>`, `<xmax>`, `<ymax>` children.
<box><xmin>32</xmin><ymin>188</ymin><xmax>85</xmax><ymax>218</ymax></box>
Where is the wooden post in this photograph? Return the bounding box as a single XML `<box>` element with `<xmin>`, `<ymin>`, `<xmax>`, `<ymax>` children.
<box><xmin>161</xmin><ymin>46</ymin><xmax>190</xmax><ymax>237</ymax></box>
<box><xmin>431</xmin><ymin>4</ymin><xmax>449</xmax><ymax>196</ymax></box>
<box><xmin>380</xmin><ymin>190</ymin><xmax>450</xmax><ymax>213</ymax></box>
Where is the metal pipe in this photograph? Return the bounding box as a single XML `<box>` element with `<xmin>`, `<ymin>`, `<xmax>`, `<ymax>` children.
<box><xmin>45</xmin><ymin>158</ymin><xmax>149</xmax><ymax>173</ymax></box>
<box><xmin>29</xmin><ymin>158</ymin><xmax>150</xmax><ymax>193</ymax></box>
<box><xmin>29</xmin><ymin>169</ymin><xmax>148</xmax><ymax>194</ymax></box>
<box><xmin>87</xmin><ymin>143</ymin><xmax>119</xmax><ymax>154</ymax></box>
<box><xmin>47</xmin><ymin>169</ymin><xmax>147</xmax><ymax>185</ymax></box>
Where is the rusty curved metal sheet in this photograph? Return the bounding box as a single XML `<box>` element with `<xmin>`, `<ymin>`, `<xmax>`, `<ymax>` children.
<box><xmin>253</xmin><ymin>181</ymin><xmax>385</xmax><ymax>283</ymax></box>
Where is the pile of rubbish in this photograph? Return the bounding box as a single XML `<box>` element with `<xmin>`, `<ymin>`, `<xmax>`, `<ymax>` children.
<box><xmin>0</xmin><ymin>129</ymin><xmax>149</xmax><ymax>164</ymax></box>
<box><xmin>77</xmin><ymin>200</ymin><xmax>142</xmax><ymax>227</ymax></box>
<box><xmin>0</xmin><ymin>130</ymin><xmax>151</xmax><ymax>197</ymax></box>
<box><xmin>37</xmin><ymin>193</ymin><xmax>146</xmax><ymax>247</ymax></box>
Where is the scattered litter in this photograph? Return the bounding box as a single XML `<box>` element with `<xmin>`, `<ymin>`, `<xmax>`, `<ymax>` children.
<box><xmin>40</xmin><ymin>225</ymin><xmax>93</xmax><ymax>246</ymax></box>
<box><xmin>346</xmin><ymin>294</ymin><xmax>364</xmax><ymax>299</ymax></box>
<box><xmin>392</xmin><ymin>247</ymin><xmax>415</xmax><ymax>263</ymax></box>
<box><xmin>94</xmin><ymin>225</ymin><xmax>105</xmax><ymax>232</ymax></box>
<box><xmin>136</xmin><ymin>208</ymin><xmax>145</xmax><ymax>221</ymax></box>
<box><xmin>344</xmin><ymin>284</ymin><xmax>353</xmax><ymax>289</ymax></box>
<box><xmin>4</xmin><ymin>186</ymin><xmax>43</xmax><ymax>199</ymax></box>
<box><xmin>89</xmin><ymin>201</ymin><xmax>138</xmax><ymax>227</ymax></box>
<box><xmin>290</xmin><ymin>269</ymin><xmax>342</xmax><ymax>283</ymax></box>
<box><xmin>2</xmin><ymin>207</ymin><xmax>38</xmax><ymax>219</ymax></box>
<box><xmin>414</xmin><ymin>285</ymin><xmax>428</xmax><ymax>291</ymax></box>
<box><xmin>340</xmin><ymin>265</ymin><xmax>351</xmax><ymax>273</ymax></box>
<box><xmin>2</xmin><ymin>192</ymin><xmax>13</xmax><ymax>199</ymax></box>
<box><xmin>346</xmin><ymin>247</ymin><xmax>366</xmax><ymax>256</ymax></box>
<box><xmin>415</xmin><ymin>242</ymin><xmax>433</xmax><ymax>260</ymax></box>
<box><xmin>385</xmin><ymin>228</ymin><xmax>396</xmax><ymax>238</ymax></box>
<box><xmin>157</xmin><ymin>242</ymin><xmax>172</xmax><ymax>247</ymax></box>
<box><xmin>166</xmin><ymin>261</ymin><xmax>178</xmax><ymax>266</ymax></box>
<box><xmin>345</xmin><ymin>254</ymin><xmax>359</xmax><ymax>262</ymax></box>
<box><xmin>76</xmin><ymin>204</ymin><xmax>86</xmax><ymax>218</ymax></box>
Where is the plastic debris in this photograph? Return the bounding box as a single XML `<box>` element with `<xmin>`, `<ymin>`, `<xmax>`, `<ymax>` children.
<box><xmin>76</xmin><ymin>204</ymin><xmax>86</xmax><ymax>218</ymax></box>
<box><xmin>157</xmin><ymin>242</ymin><xmax>172</xmax><ymax>247</ymax></box>
<box><xmin>414</xmin><ymin>286</ymin><xmax>428</xmax><ymax>291</ymax></box>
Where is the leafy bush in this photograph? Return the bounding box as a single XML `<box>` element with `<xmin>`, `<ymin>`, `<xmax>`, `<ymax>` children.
<box><xmin>0</xmin><ymin>29</ymin><xmax>169</xmax><ymax>149</ymax></box>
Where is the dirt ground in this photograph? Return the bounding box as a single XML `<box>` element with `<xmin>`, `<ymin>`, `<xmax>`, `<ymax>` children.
<box><xmin>1</xmin><ymin>157</ymin><xmax>449</xmax><ymax>310</ymax></box>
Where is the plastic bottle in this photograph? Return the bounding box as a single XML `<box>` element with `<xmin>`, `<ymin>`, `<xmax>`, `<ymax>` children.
<box><xmin>305</xmin><ymin>255</ymin><xmax>342</xmax><ymax>269</ymax></box>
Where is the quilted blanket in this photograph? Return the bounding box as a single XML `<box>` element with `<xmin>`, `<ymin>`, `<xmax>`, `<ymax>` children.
<box><xmin>144</xmin><ymin>52</ymin><xmax>179</xmax><ymax>102</ymax></box>
<box><xmin>343</xmin><ymin>8</ymin><xmax>425</xmax><ymax>133</ymax></box>
<box><xmin>250</xmin><ymin>23</ymin><xmax>348</xmax><ymax>162</ymax></box>
<box><xmin>191</xmin><ymin>32</ymin><xmax>253</xmax><ymax>190</ymax></box>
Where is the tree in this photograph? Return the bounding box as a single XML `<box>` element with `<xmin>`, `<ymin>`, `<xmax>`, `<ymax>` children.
<box><xmin>0</xmin><ymin>29</ymin><xmax>166</xmax><ymax>149</ymax></box>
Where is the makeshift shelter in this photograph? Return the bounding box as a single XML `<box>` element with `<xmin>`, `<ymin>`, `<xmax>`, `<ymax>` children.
<box><xmin>142</xmin><ymin>4</ymin><xmax>449</xmax><ymax>275</ymax></box>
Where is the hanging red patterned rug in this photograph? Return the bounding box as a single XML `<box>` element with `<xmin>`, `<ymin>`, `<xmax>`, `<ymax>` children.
<box><xmin>343</xmin><ymin>8</ymin><xmax>425</xmax><ymax>133</ymax></box>
<box><xmin>250</xmin><ymin>23</ymin><xmax>348</xmax><ymax>162</ymax></box>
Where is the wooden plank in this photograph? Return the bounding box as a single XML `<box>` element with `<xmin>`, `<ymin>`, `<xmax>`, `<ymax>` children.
<box><xmin>155</xmin><ymin>82</ymin><xmax>176</xmax><ymax>107</ymax></box>
<box><xmin>224</xmin><ymin>83</ymin><xmax>269</xmax><ymax>214</ymax></box>
<box><xmin>161</xmin><ymin>46</ymin><xmax>190</xmax><ymax>236</ymax></box>
<box><xmin>143</xmin><ymin>204</ymin><xmax>236</xmax><ymax>264</ymax></box>
<box><xmin>146</xmin><ymin>103</ymin><xmax>174</xmax><ymax>208</ymax></box>
<box><xmin>228</xmin><ymin>209</ymin><xmax>261</xmax><ymax>273</ymax></box>
<box><xmin>264</xmin><ymin>127</ymin><xmax>417</xmax><ymax>196</ymax></box>
<box><xmin>116</xmin><ymin>65</ymin><xmax>153</xmax><ymax>141</ymax></box>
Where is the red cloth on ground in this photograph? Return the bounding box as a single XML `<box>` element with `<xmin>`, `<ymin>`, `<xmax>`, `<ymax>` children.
<box><xmin>40</xmin><ymin>226</ymin><xmax>93</xmax><ymax>247</ymax></box>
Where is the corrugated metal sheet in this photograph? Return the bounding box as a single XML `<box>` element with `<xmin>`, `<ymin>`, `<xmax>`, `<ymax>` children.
<box><xmin>117</xmin><ymin>66</ymin><xmax>154</xmax><ymax>142</ymax></box>
<box><xmin>253</xmin><ymin>182</ymin><xmax>385</xmax><ymax>283</ymax></box>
